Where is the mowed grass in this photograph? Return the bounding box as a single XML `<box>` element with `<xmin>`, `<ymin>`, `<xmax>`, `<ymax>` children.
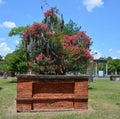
<box><xmin>0</xmin><ymin>77</ymin><xmax>120</xmax><ymax>119</ymax></box>
<box><xmin>0</xmin><ymin>77</ymin><xmax>16</xmax><ymax>119</ymax></box>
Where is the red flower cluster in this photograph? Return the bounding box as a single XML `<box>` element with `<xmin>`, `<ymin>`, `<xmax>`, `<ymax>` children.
<box><xmin>64</xmin><ymin>34</ymin><xmax>77</xmax><ymax>43</ymax></box>
<box><xmin>27</xmin><ymin>52</ymin><xmax>63</xmax><ymax>74</ymax></box>
<box><xmin>23</xmin><ymin>22</ymin><xmax>48</xmax><ymax>40</ymax></box>
<box><xmin>36</xmin><ymin>52</ymin><xmax>45</xmax><ymax>61</ymax></box>
<box><xmin>64</xmin><ymin>31</ymin><xmax>90</xmax><ymax>46</ymax></box>
<box><xmin>44</xmin><ymin>10</ymin><xmax>53</xmax><ymax>17</ymax></box>
<box><xmin>23</xmin><ymin>30</ymin><xmax>29</xmax><ymax>40</ymax></box>
<box><xmin>77</xmin><ymin>31</ymin><xmax>90</xmax><ymax>45</ymax></box>
<box><xmin>47</xmin><ymin>31</ymin><xmax>53</xmax><ymax>36</ymax></box>
<box><xmin>27</xmin><ymin>62</ymin><xmax>34</xmax><ymax>67</ymax></box>
<box><xmin>44</xmin><ymin>8</ymin><xmax>58</xmax><ymax>17</ymax></box>
<box><xmin>63</xmin><ymin>32</ymin><xmax>93</xmax><ymax>61</ymax></box>
<box><xmin>83</xmin><ymin>48</ymin><xmax>93</xmax><ymax>60</ymax></box>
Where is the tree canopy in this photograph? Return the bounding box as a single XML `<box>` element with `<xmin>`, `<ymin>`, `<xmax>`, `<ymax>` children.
<box><xmin>64</xmin><ymin>19</ymin><xmax>81</xmax><ymax>35</ymax></box>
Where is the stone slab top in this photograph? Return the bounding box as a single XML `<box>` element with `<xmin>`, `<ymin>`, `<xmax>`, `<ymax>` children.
<box><xmin>16</xmin><ymin>74</ymin><xmax>89</xmax><ymax>81</ymax></box>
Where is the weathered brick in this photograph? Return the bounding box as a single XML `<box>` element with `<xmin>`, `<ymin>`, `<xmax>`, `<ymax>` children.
<box><xmin>16</xmin><ymin>75</ymin><xmax>88</xmax><ymax>112</ymax></box>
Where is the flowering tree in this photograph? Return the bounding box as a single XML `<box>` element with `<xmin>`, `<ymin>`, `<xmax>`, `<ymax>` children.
<box><xmin>23</xmin><ymin>7</ymin><xmax>93</xmax><ymax>75</ymax></box>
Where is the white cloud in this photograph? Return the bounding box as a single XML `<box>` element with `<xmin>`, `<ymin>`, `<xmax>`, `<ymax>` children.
<box><xmin>112</xmin><ymin>57</ymin><xmax>118</xmax><ymax>59</ymax></box>
<box><xmin>109</xmin><ymin>48</ymin><xmax>112</xmax><ymax>52</ymax></box>
<box><xmin>91</xmin><ymin>50</ymin><xmax>102</xmax><ymax>59</ymax></box>
<box><xmin>94</xmin><ymin>52</ymin><xmax>102</xmax><ymax>59</ymax></box>
<box><xmin>0</xmin><ymin>42</ymin><xmax>12</xmax><ymax>56</ymax></box>
<box><xmin>0</xmin><ymin>21</ymin><xmax>16</xmax><ymax>29</ymax></box>
<box><xmin>15</xmin><ymin>40</ymin><xmax>20</xmax><ymax>45</ymax></box>
<box><xmin>117</xmin><ymin>50</ymin><xmax>120</xmax><ymax>54</ymax></box>
<box><xmin>83</xmin><ymin>0</ymin><xmax>104</xmax><ymax>12</ymax></box>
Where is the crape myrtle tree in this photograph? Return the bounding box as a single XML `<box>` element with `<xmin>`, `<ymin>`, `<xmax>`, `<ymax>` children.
<box><xmin>8</xmin><ymin>7</ymin><xmax>93</xmax><ymax>74</ymax></box>
<box><xmin>23</xmin><ymin>7</ymin><xmax>93</xmax><ymax>75</ymax></box>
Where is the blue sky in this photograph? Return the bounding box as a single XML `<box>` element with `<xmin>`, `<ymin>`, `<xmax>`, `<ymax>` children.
<box><xmin>0</xmin><ymin>0</ymin><xmax>120</xmax><ymax>59</ymax></box>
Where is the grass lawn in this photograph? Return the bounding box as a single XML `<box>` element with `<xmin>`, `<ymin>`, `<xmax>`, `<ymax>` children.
<box><xmin>0</xmin><ymin>77</ymin><xmax>120</xmax><ymax>119</ymax></box>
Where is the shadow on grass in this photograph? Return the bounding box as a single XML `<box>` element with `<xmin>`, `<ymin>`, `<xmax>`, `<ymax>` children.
<box><xmin>88</xmin><ymin>86</ymin><xmax>95</xmax><ymax>90</ymax></box>
<box><xmin>0</xmin><ymin>87</ymin><xmax>3</xmax><ymax>90</ymax></box>
<box><xmin>5</xmin><ymin>78</ymin><xmax>17</xmax><ymax>84</ymax></box>
<box><xmin>6</xmin><ymin>80</ymin><xmax>17</xmax><ymax>83</ymax></box>
<box><xmin>116</xmin><ymin>103</ymin><xmax>120</xmax><ymax>106</ymax></box>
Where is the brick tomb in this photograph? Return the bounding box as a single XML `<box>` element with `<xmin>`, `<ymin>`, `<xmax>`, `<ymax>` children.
<box><xmin>16</xmin><ymin>75</ymin><xmax>89</xmax><ymax>112</ymax></box>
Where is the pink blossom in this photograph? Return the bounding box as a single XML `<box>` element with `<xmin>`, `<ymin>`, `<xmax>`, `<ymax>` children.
<box><xmin>44</xmin><ymin>10</ymin><xmax>53</xmax><ymax>17</ymax></box>
<box><xmin>64</xmin><ymin>43</ymin><xmax>70</xmax><ymax>48</ymax></box>
<box><xmin>72</xmin><ymin>34</ymin><xmax>78</xmax><ymax>40</ymax></box>
<box><xmin>61</xmin><ymin>55</ymin><xmax>64</xmax><ymax>60</ymax></box>
<box><xmin>45</xmin><ymin>66</ymin><xmax>49</xmax><ymax>69</ymax></box>
<box><xmin>40</xmin><ymin>24</ymin><xmax>48</xmax><ymax>30</ymax></box>
<box><xmin>27</xmin><ymin>62</ymin><xmax>34</xmax><ymax>67</ymax></box>
<box><xmin>28</xmin><ymin>26</ymin><xmax>35</xmax><ymax>34</ymax></box>
<box><xmin>83</xmin><ymin>48</ymin><xmax>93</xmax><ymax>60</ymax></box>
<box><xmin>77</xmin><ymin>31</ymin><xmax>90</xmax><ymax>45</ymax></box>
<box><xmin>47</xmin><ymin>32</ymin><xmax>53</xmax><ymax>36</ymax></box>
<box><xmin>56</xmin><ymin>65</ymin><xmax>60</xmax><ymax>69</ymax></box>
<box><xmin>72</xmin><ymin>52</ymin><xmax>77</xmax><ymax>55</ymax></box>
<box><xmin>47</xmin><ymin>55</ymin><xmax>51</xmax><ymax>60</ymax></box>
<box><xmin>23</xmin><ymin>30</ymin><xmax>28</xmax><ymax>40</ymax></box>
<box><xmin>36</xmin><ymin>52</ymin><xmax>45</xmax><ymax>61</ymax></box>
<box><xmin>77</xmin><ymin>55</ymin><xmax>81</xmax><ymax>59</ymax></box>
<box><xmin>33</xmin><ymin>22</ymin><xmax>41</xmax><ymax>28</ymax></box>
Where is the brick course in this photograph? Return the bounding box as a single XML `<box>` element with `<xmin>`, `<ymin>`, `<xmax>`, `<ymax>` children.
<box><xmin>16</xmin><ymin>75</ymin><xmax>89</xmax><ymax>112</ymax></box>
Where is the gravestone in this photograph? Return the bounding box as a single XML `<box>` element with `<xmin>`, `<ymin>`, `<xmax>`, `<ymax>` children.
<box><xmin>3</xmin><ymin>72</ymin><xmax>7</xmax><ymax>79</ymax></box>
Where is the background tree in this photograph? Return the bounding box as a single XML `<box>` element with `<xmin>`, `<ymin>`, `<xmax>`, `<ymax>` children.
<box><xmin>107</xmin><ymin>58</ymin><xmax>120</xmax><ymax>74</ymax></box>
<box><xmin>0</xmin><ymin>55</ymin><xmax>3</xmax><ymax>61</ymax></box>
<box><xmin>107</xmin><ymin>58</ymin><xmax>116</xmax><ymax>74</ymax></box>
<box><xmin>5</xmin><ymin>47</ymin><xmax>28</xmax><ymax>74</ymax></box>
<box><xmin>97</xmin><ymin>57</ymin><xmax>106</xmax><ymax>70</ymax></box>
<box><xmin>6</xmin><ymin>26</ymin><xmax>29</xmax><ymax>74</ymax></box>
<box><xmin>64</xmin><ymin>19</ymin><xmax>81</xmax><ymax>35</ymax></box>
<box><xmin>0</xmin><ymin>55</ymin><xmax>4</xmax><ymax>71</ymax></box>
<box><xmin>96</xmin><ymin>57</ymin><xmax>120</xmax><ymax>75</ymax></box>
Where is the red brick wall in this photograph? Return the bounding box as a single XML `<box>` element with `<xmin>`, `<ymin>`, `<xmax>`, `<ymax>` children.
<box><xmin>16</xmin><ymin>75</ymin><xmax>88</xmax><ymax>112</ymax></box>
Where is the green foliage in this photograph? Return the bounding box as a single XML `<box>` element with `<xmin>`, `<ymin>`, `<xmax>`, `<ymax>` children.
<box><xmin>64</xmin><ymin>19</ymin><xmax>81</xmax><ymax>35</ymax></box>
<box><xmin>7</xmin><ymin>25</ymin><xmax>30</xmax><ymax>73</ymax></box>
<box><xmin>0</xmin><ymin>62</ymin><xmax>7</xmax><ymax>72</ymax></box>
<box><xmin>0</xmin><ymin>55</ymin><xmax>3</xmax><ymax>61</ymax></box>
<box><xmin>5</xmin><ymin>48</ymin><xmax>28</xmax><ymax>73</ymax></box>
<box><xmin>8</xmin><ymin>25</ymin><xmax>30</xmax><ymax>37</ymax></box>
<box><xmin>97</xmin><ymin>57</ymin><xmax>120</xmax><ymax>74</ymax></box>
<box><xmin>108</xmin><ymin>58</ymin><xmax>120</xmax><ymax>74</ymax></box>
<box><xmin>0</xmin><ymin>55</ymin><xmax>7</xmax><ymax>71</ymax></box>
